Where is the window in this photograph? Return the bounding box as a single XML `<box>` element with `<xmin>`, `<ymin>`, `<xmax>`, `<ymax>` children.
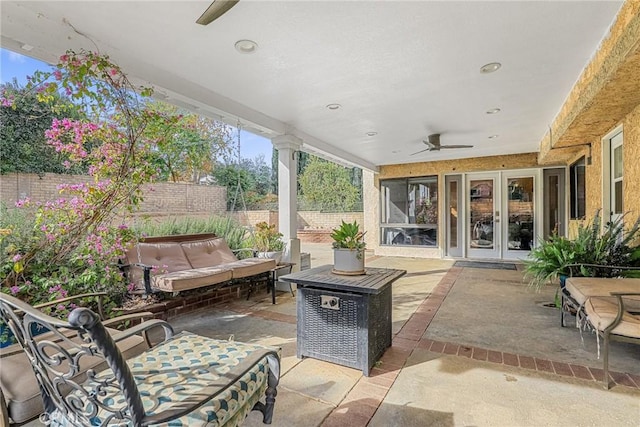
<box><xmin>380</xmin><ymin>176</ymin><xmax>438</xmax><ymax>246</ymax></box>
<box><xmin>570</xmin><ymin>157</ymin><xmax>586</xmax><ymax>219</ymax></box>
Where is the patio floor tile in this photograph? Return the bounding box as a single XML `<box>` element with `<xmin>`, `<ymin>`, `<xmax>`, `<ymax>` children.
<box><xmin>281</xmin><ymin>358</ymin><xmax>361</xmax><ymax>406</ymax></box>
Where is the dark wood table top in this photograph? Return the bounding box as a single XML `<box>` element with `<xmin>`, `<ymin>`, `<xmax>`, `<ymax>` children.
<box><xmin>280</xmin><ymin>264</ymin><xmax>406</xmax><ymax>294</ymax></box>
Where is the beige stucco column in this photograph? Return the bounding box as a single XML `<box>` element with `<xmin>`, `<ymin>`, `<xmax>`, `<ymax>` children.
<box><xmin>272</xmin><ymin>134</ymin><xmax>302</xmax><ymax>271</ymax></box>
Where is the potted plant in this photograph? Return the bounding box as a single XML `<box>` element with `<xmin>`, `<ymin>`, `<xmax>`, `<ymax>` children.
<box><xmin>253</xmin><ymin>222</ymin><xmax>285</xmax><ymax>264</ymax></box>
<box><xmin>524</xmin><ymin>211</ymin><xmax>640</xmax><ymax>305</ymax></box>
<box><xmin>331</xmin><ymin>220</ymin><xmax>366</xmax><ymax>275</ymax></box>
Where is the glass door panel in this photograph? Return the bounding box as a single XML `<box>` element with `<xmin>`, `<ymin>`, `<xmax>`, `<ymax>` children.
<box><xmin>467</xmin><ymin>175</ymin><xmax>499</xmax><ymax>258</ymax></box>
<box><xmin>445</xmin><ymin>175</ymin><xmax>462</xmax><ymax>257</ymax></box>
<box><xmin>506</xmin><ymin>177</ymin><xmax>534</xmax><ymax>251</ymax></box>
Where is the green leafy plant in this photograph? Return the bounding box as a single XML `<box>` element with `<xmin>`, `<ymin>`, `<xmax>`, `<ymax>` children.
<box><xmin>331</xmin><ymin>220</ymin><xmax>366</xmax><ymax>251</ymax></box>
<box><xmin>524</xmin><ymin>210</ymin><xmax>640</xmax><ymax>291</ymax></box>
<box><xmin>131</xmin><ymin>215</ymin><xmax>248</xmax><ymax>250</ymax></box>
<box><xmin>523</xmin><ymin>234</ymin><xmax>577</xmax><ymax>290</ymax></box>
<box><xmin>252</xmin><ymin>222</ymin><xmax>284</xmax><ymax>252</ymax></box>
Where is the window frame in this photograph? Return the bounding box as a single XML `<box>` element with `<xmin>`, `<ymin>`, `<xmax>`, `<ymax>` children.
<box><xmin>569</xmin><ymin>157</ymin><xmax>586</xmax><ymax>220</ymax></box>
<box><xmin>379</xmin><ymin>176</ymin><xmax>439</xmax><ymax>247</ymax></box>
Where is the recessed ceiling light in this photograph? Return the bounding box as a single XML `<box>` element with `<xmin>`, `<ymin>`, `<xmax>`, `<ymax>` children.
<box><xmin>486</xmin><ymin>108</ymin><xmax>501</xmax><ymax>115</ymax></box>
<box><xmin>480</xmin><ymin>62</ymin><xmax>502</xmax><ymax>74</ymax></box>
<box><xmin>20</xmin><ymin>44</ymin><xmax>34</xmax><ymax>51</ymax></box>
<box><xmin>326</xmin><ymin>103</ymin><xmax>341</xmax><ymax>110</ymax></box>
<box><xmin>366</xmin><ymin>132</ymin><xmax>377</xmax><ymax>137</ymax></box>
<box><xmin>234</xmin><ymin>39</ymin><xmax>258</xmax><ymax>54</ymax></box>
<box><xmin>488</xmin><ymin>134</ymin><xmax>499</xmax><ymax>139</ymax></box>
<box><xmin>391</xmin><ymin>150</ymin><xmax>401</xmax><ymax>153</ymax></box>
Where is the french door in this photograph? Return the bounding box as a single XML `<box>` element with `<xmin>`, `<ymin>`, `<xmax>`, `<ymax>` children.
<box><xmin>467</xmin><ymin>173</ymin><xmax>499</xmax><ymax>258</ymax></box>
<box><xmin>461</xmin><ymin>170</ymin><xmax>540</xmax><ymax>260</ymax></box>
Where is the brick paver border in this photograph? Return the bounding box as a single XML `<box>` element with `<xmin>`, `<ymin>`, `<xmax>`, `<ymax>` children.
<box><xmin>321</xmin><ymin>265</ymin><xmax>639</xmax><ymax>426</ymax></box>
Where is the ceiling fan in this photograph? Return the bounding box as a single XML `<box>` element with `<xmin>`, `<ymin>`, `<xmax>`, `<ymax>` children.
<box><xmin>196</xmin><ymin>0</ymin><xmax>239</xmax><ymax>25</ymax></box>
<box><xmin>411</xmin><ymin>134</ymin><xmax>474</xmax><ymax>155</ymax></box>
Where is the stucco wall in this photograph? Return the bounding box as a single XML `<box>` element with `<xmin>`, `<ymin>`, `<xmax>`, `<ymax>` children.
<box><xmin>378</xmin><ymin>153</ymin><xmax>539</xmax><ymax>179</ymax></box>
<box><xmin>580</xmin><ymin>102</ymin><xmax>640</xmax><ymax>226</ymax></box>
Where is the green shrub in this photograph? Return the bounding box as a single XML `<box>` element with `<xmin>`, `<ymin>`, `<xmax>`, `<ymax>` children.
<box><xmin>132</xmin><ymin>215</ymin><xmax>248</xmax><ymax>250</ymax></box>
<box><xmin>524</xmin><ymin>210</ymin><xmax>640</xmax><ymax>290</ymax></box>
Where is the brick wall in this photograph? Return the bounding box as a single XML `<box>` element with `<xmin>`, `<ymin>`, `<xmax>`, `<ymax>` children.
<box><xmin>0</xmin><ymin>173</ymin><xmax>227</xmax><ymax>215</ymax></box>
<box><xmin>1</xmin><ymin>173</ymin><xmax>364</xmax><ymax>235</ymax></box>
<box><xmin>231</xmin><ymin>210</ymin><xmax>364</xmax><ymax>232</ymax></box>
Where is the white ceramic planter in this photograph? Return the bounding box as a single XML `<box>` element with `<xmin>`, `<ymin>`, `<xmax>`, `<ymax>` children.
<box><xmin>332</xmin><ymin>248</ymin><xmax>365</xmax><ymax>275</ymax></box>
<box><xmin>258</xmin><ymin>251</ymin><xmax>283</xmax><ymax>265</ymax></box>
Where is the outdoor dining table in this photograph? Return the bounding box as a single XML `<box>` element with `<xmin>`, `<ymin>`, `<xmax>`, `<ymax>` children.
<box><xmin>280</xmin><ymin>264</ymin><xmax>406</xmax><ymax>376</ymax></box>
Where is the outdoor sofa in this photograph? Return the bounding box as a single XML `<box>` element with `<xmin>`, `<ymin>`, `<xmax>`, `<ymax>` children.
<box><xmin>124</xmin><ymin>233</ymin><xmax>277</xmax><ymax>295</ymax></box>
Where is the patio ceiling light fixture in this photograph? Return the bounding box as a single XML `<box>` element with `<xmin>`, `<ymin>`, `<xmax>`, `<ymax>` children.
<box><xmin>488</xmin><ymin>134</ymin><xmax>499</xmax><ymax>139</ymax></box>
<box><xmin>326</xmin><ymin>104</ymin><xmax>341</xmax><ymax>110</ymax></box>
<box><xmin>366</xmin><ymin>132</ymin><xmax>378</xmax><ymax>137</ymax></box>
<box><xmin>480</xmin><ymin>62</ymin><xmax>502</xmax><ymax>74</ymax></box>
<box><xmin>235</xmin><ymin>40</ymin><xmax>258</xmax><ymax>54</ymax></box>
<box><xmin>486</xmin><ymin>108</ymin><xmax>501</xmax><ymax>114</ymax></box>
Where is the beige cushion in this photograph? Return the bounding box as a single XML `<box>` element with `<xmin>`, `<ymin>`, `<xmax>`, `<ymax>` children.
<box><xmin>565</xmin><ymin>277</ymin><xmax>640</xmax><ymax>311</ymax></box>
<box><xmin>584</xmin><ymin>297</ymin><xmax>640</xmax><ymax>338</ymax></box>
<box><xmin>181</xmin><ymin>238</ymin><xmax>239</xmax><ymax>268</ymax></box>
<box><xmin>221</xmin><ymin>258</ymin><xmax>277</xmax><ymax>279</ymax></box>
<box><xmin>131</xmin><ymin>242</ymin><xmax>192</xmax><ymax>273</ymax></box>
<box><xmin>152</xmin><ymin>267</ymin><xmax>233</xmax><ymax>292</ymax></box>
<box><xmin>0</xmin><ymin>328</ymin><xmax>146</xmax><ymax>424</ymax></box>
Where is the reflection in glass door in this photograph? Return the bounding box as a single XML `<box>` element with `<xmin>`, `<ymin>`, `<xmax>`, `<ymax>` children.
<box><xmin>505</xmin><ymin>177</ymin><xmax>534</xmax><ymax>252</ymax></box>
<box><xmin>445</xmin><ymin>175</ymin><xmax>462</xmax><ymax>257</ymax></box>
<box><xmin>467</xmin><ymin>175</ymin><xmax>499</xmax><ymax>258</ymax></box>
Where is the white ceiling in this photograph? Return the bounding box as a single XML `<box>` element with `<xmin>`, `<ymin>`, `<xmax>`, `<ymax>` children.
<box><xmin>0</xmin><ymin>1</ymin><xmax>623</xmax><ymax>171</ymax></box>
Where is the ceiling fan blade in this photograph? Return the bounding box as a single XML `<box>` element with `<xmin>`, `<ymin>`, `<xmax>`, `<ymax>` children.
<box><xmin>440</xmin><ymin>145</ymin><xmax>474</xmax><ymax>149</ymax></box>
<box><xmin>410</xmin><ymin>147</ymin><xmax>433</xmax><ymax>156</ymax></box>
<box><xmin>196</xmin><ymin>0</ymin><xmax>239</xmax><ymax>25</ymax></box>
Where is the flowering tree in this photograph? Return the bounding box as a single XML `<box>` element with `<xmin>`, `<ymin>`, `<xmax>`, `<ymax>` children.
<box><xmin>0</xmin><ymin>50</ymin><xmax>177</xmax><ymax>318</ymax></box>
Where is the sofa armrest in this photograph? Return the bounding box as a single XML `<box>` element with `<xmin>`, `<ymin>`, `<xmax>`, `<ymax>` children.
<box><xmin>126</xmin><ymin>263</ymin><xmax>155</xmax><ymax>295</ymax></box>
<box><xmin>110</xmin><ymin>319</ymin><xmax>174</xmax><ymax>347</ymax></box>
<box><xmin>565</xmin><ymin>264</ymin><xmax>640</xmax><ymax>278</ymax></box>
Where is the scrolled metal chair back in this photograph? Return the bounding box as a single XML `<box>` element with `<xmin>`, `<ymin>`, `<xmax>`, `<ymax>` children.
<box><xmin>0</xmin><ymin>293</ymin><xmax>145</xmax><ymax>426</ymax></box>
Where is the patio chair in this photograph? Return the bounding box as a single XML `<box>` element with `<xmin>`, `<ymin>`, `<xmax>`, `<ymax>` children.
<box><xmin>582</xmin><ymin>292</ymin><xmax>640</xmax><ymax>389</ymax></box>
<box><xmin>0</xmin><ymin>293</ymin><xmax>281</xmax><ymax>426</ymax></box>
<box><xmin>1</xmin><ymin>292</ymin><xmax>155</xmax><ymax>426</ymax></box>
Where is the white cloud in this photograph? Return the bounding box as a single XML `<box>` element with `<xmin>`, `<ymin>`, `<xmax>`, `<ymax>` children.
<box><xmin>8</xmin><ymin>51</ymin><xmax>27</xmax><ymax>63</ymax></box>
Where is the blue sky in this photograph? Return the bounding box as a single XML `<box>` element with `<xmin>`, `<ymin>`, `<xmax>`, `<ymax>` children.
<box><xmin>0</xmin><ymin>48</ymin><xmax>273</xmax><ymax>163</ymax></box>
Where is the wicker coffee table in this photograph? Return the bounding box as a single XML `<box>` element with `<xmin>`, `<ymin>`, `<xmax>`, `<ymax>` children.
<box><xmin>280</xmin><ymin>265</ymin><xmax>406</xmax><ymax>376</ymax></box>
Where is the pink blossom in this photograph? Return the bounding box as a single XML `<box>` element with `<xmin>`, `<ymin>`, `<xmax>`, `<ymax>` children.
<box><xmin>12</xmin><ymin>254</ymin><xmax>22</xmax><ymax>262</ymax></box>
<box><xmin>15</xmin><ymin>198</ymin><xmax>30</xmax><ymax>208</ymax></box>
<box><xmin>9</xmin><ymin>286</ymin><xmax>20</xmax><ymax>295</ymax></box>
<box><xmin>53</xmin><ymin>70</ymin><xmax>62</xmax><ymax>80</ymax></box>
<box><xmin>127</xmin><ymin>283</ymin><xmax>136</xmax><ymax>292</ymax></box>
